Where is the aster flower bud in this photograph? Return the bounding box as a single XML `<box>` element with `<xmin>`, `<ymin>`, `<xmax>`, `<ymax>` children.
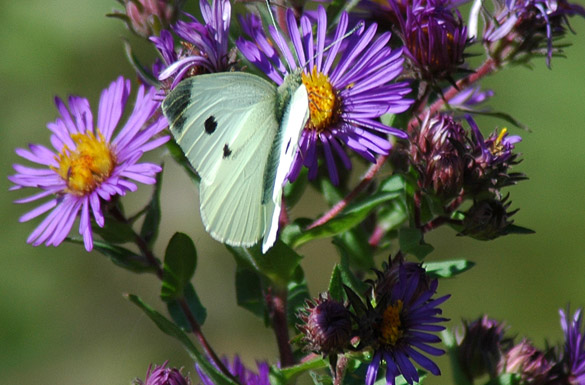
<box><xmin>111</xmin><ymin>0</ymin><xmax>181</xmax><ymax>39</ymax></box>
<box><xmin>460</xmin><ymin>195</ymin><xmax>518</xmax><ymax>240</ymax></box>
<box><xmin>499</xmin><ymin>339</ymin><xmax>553</xmax><ymax>385</ymax></box>
<box><xmin>392</xmin><ymin>0</ymin><xmax>468</xmax><ymax>82</ymax></box>
<box><xmin>135</xmin><ymin>361</ymin><xmax>190</xmax><ymax>385</ymax></box>
<box><xmin>455</xmin><ymin>316</ymin><xmax>511</xmax><ymax>381</ymax></box>
<box><xmin>412</xmin><ymin>114</ymin><xmax>467</xmax><ymax>200</ymax></box>
<box><xmin>297</xmin><ymin>294</ymin><xmax>353</xmax><ymax>356</ymax></box>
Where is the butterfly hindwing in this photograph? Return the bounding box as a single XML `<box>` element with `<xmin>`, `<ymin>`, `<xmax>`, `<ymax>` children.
<box><xmin>163</xmin><ymin>72</ymin><xmax>280</xmax><ymax>247</ymax></box>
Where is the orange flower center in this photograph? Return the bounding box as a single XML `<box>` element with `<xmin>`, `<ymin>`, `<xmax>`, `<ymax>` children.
<box><xmin>378</xmin><ymin>300</ymin><xmax>404</xmax><ymax>346</ymax></box>
<box><xmin>301</xmin><ymin>66</ymin><xmax>339</xmax><ymax>133</ymax></box>
<box><xmin>54</xmin><ymin>131</ymin><xmax>115</xmax><ymax>195</ymax></box>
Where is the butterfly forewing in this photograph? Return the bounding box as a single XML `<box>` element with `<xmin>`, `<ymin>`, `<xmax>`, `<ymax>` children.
<box><xmin>262</xmin><ymin>83</ymin><xmax>309</xmax><ymax>253</ymax></box>
<box><xmin>162</xmin><ymin>73</ymin><xmax>280</xmax><ymax>247</ymax></box>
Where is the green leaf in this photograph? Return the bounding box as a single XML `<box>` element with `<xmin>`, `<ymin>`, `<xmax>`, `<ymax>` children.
<box><xmin>484</xmin><ymin>373</ymin><xmax>520</xmax><ymax>385</ymax></box>
<box><xmin>278</xmin><ymin>357</ymin><xmax>328</xmax><ymax>383</ymax></box>
<box><xmin>399</xmin><ymin>228</ymin><xmax>434</xmax><ymax>260</ymax></box>
<box><xmin>166</xmin><ymin>283</ymin><xmax>207</xmax><ymax>329</ymax></box>
<box><xmin>505</xmin><ymin>224</ymin><xmax>535</xmax><ymax>235</ymax></box>
<box><xmin>334</xmin><ymin>228</ymin><xmax>374</xmax><ymax>270</ymax></box>
<box><xmin>122</xmin><ymin>40</ymin><xmax>160</xmax><ymax>87</ymax></box>
<box><xmin>290</xmin><ymin>190</ymin><xmax>402</xmax><ymax>249</ymax></box>
<box><xmin>328</xmin><ymin>265</ymin><xmax>344</xmax><ymax>301</ymax></box>
<box><xmin>126</xmin><ymin>294</ymin><xmax>238</xmax><ymax>385</ymax></box>
<box><xmin>424</xmin><ymin>260</ymin><xmax>475</xmax><ymax>278</ymax></box>
<box><xmin>235</xmin><ymin>265</ymin><xmax>268</xmax><ymax>323</ymax></box>
<box><xmin>140</xmin><ymin>166</ymin><xmax>163</xmax><ymax>247</ymax></box>
<box><xmin>319</xmin><ymin>177</ymin><xmax>344</xmax><ymax>206</ymax></box>
<box><xmin>161</xmin><ymin>232</ymin><xmax>197</xmax><ymax>301</ymax></box>
<box><xmin>92</xmin><ymin>214</ymin><xmax>136</xmax><ymax>244</ymax></box>
<box><xmin>227</xmin><ymin>241</ymin><xmax>303</xmax><ymax>288</ymax></box>
<box><xmin>167</xmin><ymin>140</ymin><xmax>200</xmax><ymax>185</ymax></box>
<box><xmin>333</xmin><ymin>242</ymin><xmax>369</xmax><ymax>295</ymax></box>
<box><xmin>286</xmin><ymin>266</ymin><xmax>310</xmax><ymax>326</ymax></box>
<box><xmin>68</xmin><ymin>238</ymin><xmax>154</xmax><ymax>273</ymax></box>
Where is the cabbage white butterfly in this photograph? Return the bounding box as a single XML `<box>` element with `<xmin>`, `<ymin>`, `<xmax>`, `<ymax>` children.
<box><xmin>162</xmin><ymin>70</ymin><xmax>309</xmax><ymax>253</ymax></box>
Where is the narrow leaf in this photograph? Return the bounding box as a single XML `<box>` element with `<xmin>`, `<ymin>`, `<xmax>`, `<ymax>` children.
<box><xmin>279</xmin><ymin>357</ymin><xmax>328</xmax><ymax>382</ymax></box>
<box><xmin>166</xmin><ymin>283</ymin><xmax>207</xmax><ymax>329</ymax></box>
<box><xmin>68</xmin><ymin>238</ymin><xmax>154</xmax><ymax>273</ymax></box>
<box><xmin>125</xmin><ymin>294</ymin><xmax>238</xmax><ymax>385</ymax></box>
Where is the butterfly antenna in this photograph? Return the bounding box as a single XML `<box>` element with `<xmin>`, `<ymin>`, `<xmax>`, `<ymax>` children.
<box><xmin>264</xmin><ymin>0</ymin><xmax>297</xmax><ymax>73</ymax></box>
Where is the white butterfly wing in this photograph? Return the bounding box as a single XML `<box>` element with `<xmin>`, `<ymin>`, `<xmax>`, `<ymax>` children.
<box><xmin>163</xmin><ymin>72</ymin><xmax>279</xmax><ymax>247</ymax></box>
<box><xmin>262</xmin><ymin>83</ymin><xmax>309</xmax><ymax>253</ymax></box>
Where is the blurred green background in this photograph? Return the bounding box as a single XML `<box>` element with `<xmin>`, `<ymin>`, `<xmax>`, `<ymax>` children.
<box><xmin>1</xmin><ymin>1</ymin><xmax>585</xmax><ymax>384</ymax></box>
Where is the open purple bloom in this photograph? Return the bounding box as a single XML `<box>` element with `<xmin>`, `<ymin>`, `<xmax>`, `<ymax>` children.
<box><xmin>364</xmin><ymin>260</ymin><xmax>450</xmax><ymax>385</ymax></box>
<box><xmin>196</xmin><ymin>356</ymin><xmax>269</xmax><ymax>385</ymax></box>
<box><xmin>237</xmin><ymin>7</ymin><xmax>413</xmax><ymax>185</ymax></box>
<box><xmin>559</xmin><ymin>307</ymin><xmax>585</xmax><ymax>384</ymax></box>
<box><xmin>151</xmin><ymin>0</ymin><xmax>232</xmax><ymax>89</ymax></box>
<box><xmin>9</xmin><ymin>76</ymin><xmax>168</xmax><ymax>251</ymax></box>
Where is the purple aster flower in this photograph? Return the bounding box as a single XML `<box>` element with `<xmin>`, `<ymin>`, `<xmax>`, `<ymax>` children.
<box><xmin>559</xmin><ymin>307</ymin><xmax>585</xmax><ymax>384</ymax></box>
<box><xmin>465</xmin><ymin>115</ymin><xmax>524</xmax><ymax>194</ymax></box>
<box><xmin>237</xmin><ymin>7</ymin><xmax>413</xmax><ymax>185</ymax></box>
<box><xmin>473</xmin><ymin>0</ymin><xmax>585</xmax><ymax>67</ymax></box>
<box><xmin>390</xmin><ymin>0</ymin><xmax>469</xmax><ymax>82</ymax></box>
<box><xmin>9</xmin><ymin>76</ymin><xmax>168</xmax><ymax>251</ymax></box>
<box><xmin>151</xmin><ymin>0</ymin><xmax>233</xmax><ymax>89</ymax></box>
<box><xmin>196</xmin><ymin>356</ymin><xmax>269</xmax><ymax>385</ymax></box>
<box><xmin>136</xmin><ymin>361</ymin><xmax>190</xmax><ymax>385</ymax></box>
<box><xmin>360</xmin><ymin>258</ymin><xmax>450</xmax><ymax>385</ymax></box>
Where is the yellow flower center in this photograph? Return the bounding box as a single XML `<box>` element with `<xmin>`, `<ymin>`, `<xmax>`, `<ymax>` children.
<box><xmin>301</xmin><ymin>66</ymin><xmax>339</xmax><ymax>132</ymax></box>
<box><xmin>53</xmin><ymin>131</ymin><xmax>115</xmax><ymax>195</ymax></box>
<box><xmin>490</xmin><ymin>128</ymin><xmax>508</xmax><ymax>156</ymax></box>
<box><xmin>379</xmin><ymin>301</ymin><xmax>404</xmax><ymax>346</ymax></box>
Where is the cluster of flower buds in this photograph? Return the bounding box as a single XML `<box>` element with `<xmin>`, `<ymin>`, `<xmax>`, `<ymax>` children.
<box><xmin>297</xmin><ymin>256</ymin><xmax>450</xmax><ymax>385</ymax></box>
<box><xmin>410</xmin><ymin>111</ymin><xmax>524</xmax><ymax>239</ymax></box>
<box><xmin>455</xmin><ymin>307</ymin><xmax>585</xmax><ymax>385</ymax></box>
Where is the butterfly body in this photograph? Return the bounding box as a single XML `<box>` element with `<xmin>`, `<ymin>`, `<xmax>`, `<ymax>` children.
<box><xmin>162</xmin><ymin>71</ymin><xmax>308</xmax><ymax>252</ymax></box>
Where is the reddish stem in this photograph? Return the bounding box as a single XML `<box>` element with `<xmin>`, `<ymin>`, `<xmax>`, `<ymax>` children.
<box><xmin>266</xmin><ymin>287</ymin><xmax>295</xmax><ymax>367</ymax></box>
<box><xmin>308</xmin><ymin>154</ymin><xmax>388</xmax><ymax>229</ymax></box>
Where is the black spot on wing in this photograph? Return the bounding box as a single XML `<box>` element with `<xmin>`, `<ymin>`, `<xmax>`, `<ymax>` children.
<box><xmin>162</xmin><ymin>83</ymin><xmax>192</xmax><ymax>136</ymax></box>
<box><xmin>223</xmin><ymin>144</ymin><xmax>232</xmax><ymax>158</ymax></box>
<box><xmin>204</xmin><ymin>116</ymin><xmax>217</xmax><ymax>134</ymax></box>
